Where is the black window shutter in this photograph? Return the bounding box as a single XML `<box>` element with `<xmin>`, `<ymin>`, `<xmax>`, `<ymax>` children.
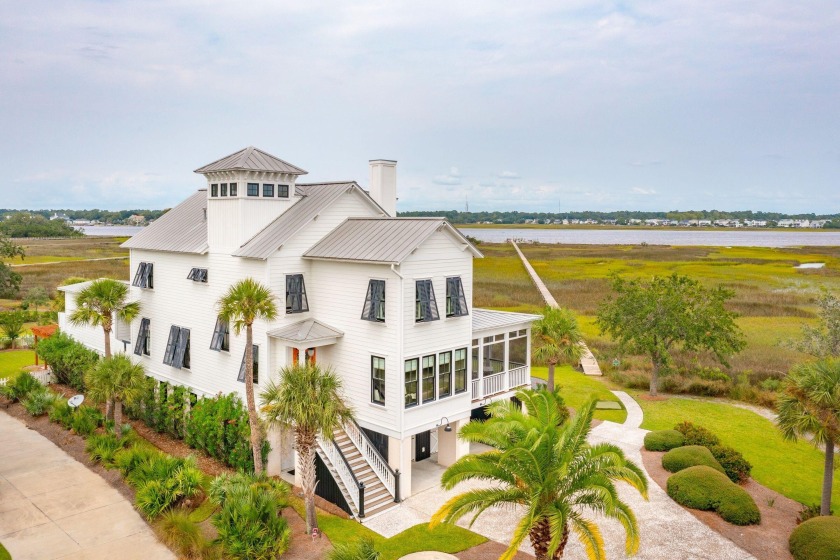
<box><xmin>210</xmin><ymin>318</ymin><xmax>226</xmax><ymax>351</ymax></box>
<box><xmin>173</xmin><ymin>328</ymin><xmax>190</xmax><ymax>369</ymax></box>
<box><xmin>134</xmin><ymin>318</ymin><xmax>149</xmax><ymax>356</ymax></box>
<box><xmin>132</xmin><ymin>263</ymin><xmax>145</xmax><ymax>287</ymax></box>
<box><xmin>163</xmin><ymin>325</ymin><xmax>179</xmax><ymax>365</ymax></box>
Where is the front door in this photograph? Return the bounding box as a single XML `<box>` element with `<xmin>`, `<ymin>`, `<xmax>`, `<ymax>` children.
<box><xmin>415</xmin><ymin>430</ymin><xmax>431</xmax><ymax>461</ymax></box>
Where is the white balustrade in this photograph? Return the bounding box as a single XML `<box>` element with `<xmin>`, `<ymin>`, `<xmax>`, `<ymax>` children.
<box><xmin>317</xmin><ymin>437</ymin><xmax>361</xmax><ymax>514</ymax></box>
<box><xmin>344</xmin><ymin>421</ymin><xmax>396</xmax><ymax>498</ymax></box>
<box><xmin>482</xmin><ymin>371</ymin><xmax>506</xmax><ymax>397</ymax></box>
<box><xmin>471</xmin><ymin>379</ymin><xmax>480</xmax><ymax>400</ymax></box>
<box><xmin>508</xmin><ymin>365</ymin><xmax>529</xmax><ymax>389</ymax></box>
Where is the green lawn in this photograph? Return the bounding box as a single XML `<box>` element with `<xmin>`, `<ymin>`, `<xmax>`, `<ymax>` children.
<box><xmin>0</xmin><ymin>541</ymin><xmax>10</xmax><ymax>560</ymax></box>
<box><xmin>531</xmin><ymin>365</ymin><xmax>627</xmax><ymax>423</ymax></box>
<box><xmin>634</xmin><ymin>393</ymin><xmax>839</xmax><ymax>511</ymax></box>
<box><xmin>0</xmin><ymin>350</ymin><xmax>35</xmax><ymax>380</ymax></box>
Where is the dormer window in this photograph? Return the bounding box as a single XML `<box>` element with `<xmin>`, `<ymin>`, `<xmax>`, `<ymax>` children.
<box><xmin>211</xmin><ymin>184</ymin><xmax>218</xmax><ymax>197</ymax></box>
<box><xmin>286</xmin><ymin>274</ymin><xmax>309</xmax><ymax>313</ymax></box>
<box><xmin>446</xmin><ymin>277</ymin><xmax>469</xmax><ymax>317</ymax></box>
<box><xmin>132</xmin><ymin>262</ymin><xmax>153</xmax><ymax>289</ymax></box>
<box><xmin>263</xmin><ymin>184</ymin><xmax>275</xmax><ymax>197</ymax></box>
<box><xmin>415</xmin><ymin>280</ymin><xmax>439</xmax><ymax>322</ymax></box>
<box><xmin>229</xmin><ymin>182</ymin><xmax>238</xmax><ymax>196</ymax></box>
<box><xmin>247</xmin><ymin>183</ymin><xmax>259</xmax><ymax>197</ymax></box>
<box><xmin>187</xmin><ymin>268</ymin><xmax>208</xmax><ymax>283</ymax></box>
<box><xmin>220</xmin><ymin>183</ymin><xmax>228</xmax><ymax>197</ymax></box>
<box><xmin>278</xmin><ymin>184</ymin><xmax>289</xmax><ymax>198</ymax></box>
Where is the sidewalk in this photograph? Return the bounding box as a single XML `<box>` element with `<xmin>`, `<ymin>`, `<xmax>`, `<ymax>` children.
<box><xmin>0</xmin><ymin>411</ymin><xmax>174</xmax><ymax>560</ymax></box>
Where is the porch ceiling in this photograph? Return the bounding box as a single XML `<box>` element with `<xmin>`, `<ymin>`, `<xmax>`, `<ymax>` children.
<box><xmin>267</xmin><ymin>318</ymin><xmax>344</xmax><ymax>346</ymax></box>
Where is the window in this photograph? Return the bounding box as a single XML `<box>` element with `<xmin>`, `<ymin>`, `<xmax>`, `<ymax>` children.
<box><xmin>404</xmin><ymin>358</ymin><xmax>419</xmax><ymax>408</ymax></box>
<box><xmin>163</xmin><ymin>325</ymin><xmax>190</xmax><ymax>369</ymax></box>
<box><xmin>278</xmin><ymin>184</ymin><xmax>289</xmax><ymax>198</ymax></box>
<box><xmin>134</xmin><ymin>318</ymin><xmax>150</xmax><ymax>356</ymax></box>
<box><xmin>508</xmin><ymin>330</ymin><xmax>527</xmax><ymax>369</ymax></box>
<box><xmin>210</xmin><ymin>318</ymin><xmax>229</xmax><ymax>352</ymax></box>
<box><xmin>247</xmin><ymin>183</ymin><xmax>259</xmax><ymax>196</ymax></box>
<box><xmin>187</xmin><ymin>268</ymin><xmax>208</xmax><ymax>283</ymax></box>
<box><xmin>415</xmin><ymin>280</ymin><xmax>439</xmax><ymax>322</ymax></box>
<box><xmin>238</xmin><ymin>345</ymin><xmax>259</xmax><ymax>384</ymax></box>
<box><xmin>454</xmin><ymin>348</ymin><xmax>467</xmax><ymax>393</ymax></box>
<box><xmin>361</xmin><ymin>280</ymin><xmax>385</xmax><ymax>322</ymax></box>
<box><xmin>132</xmin><ymin>262</ymin><xmax>153</xmax><ymax>289</ymax></box>
<box><xmin>263</xmin><ymin>184</ymin><xmax>274</xmax><ymax>197</ymax></box>
<box><xmin>220</xmin><ymin>183</ymin><xmax>228</xmax><ymax>197</ymax></box>
<box><xmin>446</xmin><ymin>277</ymin><xmax>469</xmax><ymax>317</ymax></box>
<box><xmin>422</xmin><ymin>354</ymin><xmax>436</xmax><ymax>403</ymax></box>
<box><xmin>286</xmin><ymin>274</ymin><xmax>309</xmax><ymax>313</ymax></box>
<box><xmin>211</xmin><ymin>184</ymin><xmax>218</xmax><ymax>197</ymax></box>
<box><xmin>229</xmin><ymin>182</ymin><xmax>238</xmax><ymax>196</ymax></box>
<box><xmin>371</xmin><ymin>356</ymin><xmax>385</xmax><ymax>405</ymax></box>
<box><xmin>438</xmin><ymin>351</ymin><xmax>452</xmax><ymax>398</ymax></box>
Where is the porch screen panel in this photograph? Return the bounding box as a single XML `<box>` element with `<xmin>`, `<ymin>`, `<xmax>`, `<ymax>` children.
<box><xmin>508</xmin><ymin>331</ymin><xmax>528</xmax><ymax>369</ymax></box>
<box><xmin>482</xmin><ymin>336</ymin><xmax>505</xmax><ymax>375</ymax></box>
<box><xmin>454</xmin><ymin>348</ymin><xmax>467</xmax><ymax>393</ymax></box>
<box><xmin>471</xmin><ymin>340</ymin><xmax>479</xmax><ymax>380</ymax></box>
<box><xmin>404</xmin><ymin>358</ymin><xmax>419</xmax><ymax>408</ymax></box>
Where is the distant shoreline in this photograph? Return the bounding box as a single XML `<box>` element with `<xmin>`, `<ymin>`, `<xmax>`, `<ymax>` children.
<box><xmin>454</xmin><ymin>223</ymin><xmax>835</xmax><ymax>232</ymax></box>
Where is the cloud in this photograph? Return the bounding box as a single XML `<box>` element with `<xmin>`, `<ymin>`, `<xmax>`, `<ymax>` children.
<box><xmin>432</xmin><ymin>167</ymin><xmax>462</xmax><ymax>185</ymax></box>
<box><xmin>631</xmin><ymin>187</ymin><xmax>657</xmax><ymax>195</ymax></box>
<box><xmin>497</xmin><ymin>170</ymin><xmax>520</xmax><ymax>179</ymax></box>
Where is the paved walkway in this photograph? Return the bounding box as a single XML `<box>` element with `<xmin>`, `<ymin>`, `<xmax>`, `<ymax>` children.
<box><xmin>0</xmin><ymin>412</ymin><xmax>174</xmax><ymax>560</ymax></box>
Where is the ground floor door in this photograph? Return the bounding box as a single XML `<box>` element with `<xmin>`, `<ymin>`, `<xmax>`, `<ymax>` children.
<box><xmin>415</xmin><ymin>430</ymin><xmax>431</xmax><ymax>461</ymax></box>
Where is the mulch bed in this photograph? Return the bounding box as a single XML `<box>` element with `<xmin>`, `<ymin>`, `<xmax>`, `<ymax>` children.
<box><xmin>456</xmin><ymin>540</ymin><xmax>534</xmax><ymax>559</ymax></box>
<box><xmin>642</xmin><ymin>449</ymin><xmax>799</xmax><ymax>560</ymax></box>
<box><xmin>283</xmin><ymin>507</ymin><xmax>334</xmax><ymax>560</ymax></box>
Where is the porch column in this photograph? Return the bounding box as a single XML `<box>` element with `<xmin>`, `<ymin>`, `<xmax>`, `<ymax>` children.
<box><xmin>503</xmin><ymin>333</ymin><xmax>510</xmax><ymax>392</ymax></box>
<box><xmin>437</xmin><ymin>419</ymin><xmax>470</xmax><ymax>467</ymax></box>
<box><xmin>265</xmin><ymin>424</ymin><xmax>283</xmax><ymax>476</ymax></box>
<box><xmin>389</xmin><ymin>436</ymin><xmax>412</xmax><ymax>499</ymax></box>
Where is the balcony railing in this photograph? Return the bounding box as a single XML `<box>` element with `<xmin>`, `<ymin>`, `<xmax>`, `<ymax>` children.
<box><xmin>471</xmin><ymin>362</ymin><xmax>529</xmax><ymax>401</ymax></box>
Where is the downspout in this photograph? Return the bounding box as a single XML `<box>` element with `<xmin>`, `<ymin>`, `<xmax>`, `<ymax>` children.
<box><xmin>390</xmin><ymin>263</ymin><xmax>404</xmax><ymax>435</ymax></box>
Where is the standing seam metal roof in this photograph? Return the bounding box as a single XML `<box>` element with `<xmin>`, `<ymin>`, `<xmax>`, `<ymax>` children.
<box><xmin>472</xmin><ymin>308</ymin><xmax>542</xmax><ymax>332</ymax></box>
<box><xmin>194</xmin><ymin>146</ymin><xmax>308</xmax><ymax>175</ymax></box>
<box><xmin>121</xmin><ymin>190</ymin><xmax>209</xmax><ymax>254</ymax></box>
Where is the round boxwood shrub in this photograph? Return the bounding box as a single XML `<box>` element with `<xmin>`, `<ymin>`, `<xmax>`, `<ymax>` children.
<box><xmin>790</xmin><ymin>516</ymin><xmax>840</xmax><ymax>560</ymax></box>
<box><xmin>708</xmin><ymin>445</ymin><xmax>752</xmax><ymax>484</ymax></box>
<box><xmin>662</xmin><ymin>445</ymin><xmax>725</xmax><ymax>474</ymax></box>
<box><xmin>644</xmin><ymin>429</ymin><xmax>685</xmax><ymax>451</ymax></box>
<box><xmin>667</xmin><ymin>466</ymin><xmax>760</xmax><ymax>525</ymax></box>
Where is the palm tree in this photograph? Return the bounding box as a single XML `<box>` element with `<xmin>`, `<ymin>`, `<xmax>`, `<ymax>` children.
<box><xmin>532</xmin><ymin>306</ymin><xmax>584</xmax><ymax>391</ymax></box>
<box><xmin>69</xmin><ymin>278</ymin><xmax>140</xmax><ymax>359</ymax></box>
<box><xmin>217</xmin><ymin>278</ymin><xmax>278</xmax><ymax>475</ymax></box>
<box><xmin>261</xmin><ymin>363</ymin><xmax>354</xmax><ymax>534</ymax></box>
<box><xmin>776</xmin><ymin>358</ymin><xmax>840</xmax><ymax>516</ymax></box>
<box><xmin>84</xmin><ymin>354</ymin><xmax>147</xmax><ymax>439</ymax></box>
<box><xmin>431</xmin><ymin>390</ymin><xmax>648</xmax><ymax>560</ymax></box>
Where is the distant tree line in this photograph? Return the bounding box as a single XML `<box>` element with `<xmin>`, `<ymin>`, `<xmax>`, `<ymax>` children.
<box><xmin>0</xmin><ymin>208</ymin><xmax>169</xmax><ymax>225</ymax></box>
<box><xmin>0</xmin><ymin>213</ymin><xmax>82</xmax><ymax>238</ymax></box>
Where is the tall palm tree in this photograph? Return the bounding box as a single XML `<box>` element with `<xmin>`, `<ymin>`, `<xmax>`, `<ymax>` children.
<box><xmin>69</xmin><ymin>278</ymin><xmax>140</xmax><ymax>359</ymax></box>
<box><xmin>217</xmin><ymin>278</ymin><xmax>278</xmax><ymax>475</ymax></box>
<box><xmin>431</xmin><ymin>390</ymin><xmax>648</xmax><ymax>560</ymax></box>
<box><xmin>84</xmin><ymin>354</ymin><xmax>147</xmax><ymax>439</ymax></box>
<box><xmin>261</xmin><ymin>363</ymin><xmax>354</xmax><ymax>534</ymax></box>
<box><xmin>532</xmin><ymin>306</ymin><xmax>584</xmax><ymax>391</ymax></box>
<box><xmin>776</xmin><ymin>358</ymin><xmax>840</xmax><ymax>516</ymax></box>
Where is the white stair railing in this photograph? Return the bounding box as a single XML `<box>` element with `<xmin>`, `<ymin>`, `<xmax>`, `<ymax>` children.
<box><xmin>317</xmin><ymin>437</ymin><xmax>362</xmax><ymax>516</ymax></box>
<box><xmin>343</xmin><ymin>421</ymin><xmax>398</xmax><ymax>499</ymax></box>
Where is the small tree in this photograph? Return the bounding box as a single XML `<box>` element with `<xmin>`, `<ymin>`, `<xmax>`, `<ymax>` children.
<box><xmin>596</xmin><ymin>273</ymin><xmax>745</xmax><ymax>396</ymax></box>
<box><xmin>0</xmin><ymin>233</ymin><xmax>24</xmax><ymax>298</ymax></box>
<box><xmin>24</xmin><ymin>287</ymin><xmax>50</xmax><ymax>316</ymax></box>
<box><xmin>790</xmin><ymin>291</ymin><xmax>840</xmax><ymax>358</ymax></box>
<box><xmin>0</xmin><ymin>310</ymin><xmax>26</xmax><ymax>349</ymax></box>
<box><xmin>84</xmin><ymin>354</ymin><xmax>147</xmax><ymax>438</ymax></box>
<box><xmin>776</xmin><ymin>359</ymin><xmax>840</xmax><ymax>516</ymax></box>
<box><xmin>217</xmin><ymin>278</ymin><xmax>278</xmax><ymax>475</ymax></box>
<box><xmin>261</xmin><ymin>364</ymin><xmax>354</xmax><ymax>534</ymax></box>
<box><xmin>532</xmin><ymin>306</ymin><xmax>583</xmax><ymax>392</ymax></box>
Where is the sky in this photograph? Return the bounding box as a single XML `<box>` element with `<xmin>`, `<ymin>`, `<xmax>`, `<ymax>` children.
<box><xmin>1</xmin><ymin>1</ymin><xmax>839</xmax><ymax>214</ymax></box>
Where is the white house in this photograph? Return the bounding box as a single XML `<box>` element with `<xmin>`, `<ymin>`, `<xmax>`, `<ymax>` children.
<box><xmin>59</xmin><ymin>147</ymin><xmax>539</xmax><ymax>519</ymax></box>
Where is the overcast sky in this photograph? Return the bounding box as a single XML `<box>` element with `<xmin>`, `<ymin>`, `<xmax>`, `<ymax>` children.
<box><xmin>1</xmin><ymin>1</ymin><xmax>838</xmax><ymax>213</ymax></box>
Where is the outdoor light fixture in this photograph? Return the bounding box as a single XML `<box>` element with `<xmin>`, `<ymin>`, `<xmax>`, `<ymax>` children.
<box><xmin>438</xmin><ymin>416</ymin><xmax>452</xmax><ymax>432</ymax></box>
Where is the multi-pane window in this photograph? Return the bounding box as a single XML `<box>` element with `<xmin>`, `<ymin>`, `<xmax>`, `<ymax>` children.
<box><xmin>422</xmin><ymin>355</ymin><xmax>436</xmax><ymax>403</ymax></box>
<box><xmin>134</xmin><ymin>318</ymin><xmax>151</xmax><ymax>356</ymax></box>
<box><xmin>415</xmin><ymin>280</ymin><xmax>439</xmax><ymax>322</ymax></box>
<box><xmin>237</xmin><ymin>345</ymin><xmax>259</xmax><ymax>384</ymax></box>
<box><xmin>229</xmin><ymin>182</ymin><xmax>238</xmax><ymax>196</ymax></box>
<box><xmin>221</xmin><ymin>183</ymin><xmax>228</xmax><ymax>196</ymax></box>
<box><xmin>187</xmin><ymin>268</ymin><xmax>208</xmax><ymax>283</ymax></box>
<box><xmin>446</xmin><ymin>277</ymin><xmax>469</xmax><ymax>317</ymax></box>
<box><xmin>211</xmin><ymin>184</ymin><xmax>218</xmax><ymax>197</ymax></box>
<box><xmin>286</xmin><ymin>274</ymin><xmax>309</xmax><ymax>313</ymax></box>
<box><xmin>278</xmin><ymin>184</ymin><xmax>289</xmax><ymax>198</ymax></box>
<box><xmin>404</xmin><ymin>358</ymin><xmax>419</xmax><ymax>408</ymax></box>
<box><xmin>438</xmin><ymin>351</ymin><xmax>452</xmax><ymax>398</ymax></box>
<box><xmin>247</xmin><ymin>183</ymin><xmax>259</xmax><ymax>196</ymax></box>
<box><xmin>263</xmin><ymin>184</ymin><xmax>275</xmax><ymax>197</ymax></box>
<box><xmin>371</xmin><ymin>356</ymin><xmax>385</xmax><ymax>405</ymax></box>
<box><xmin>454</xmin><ymin>348</ymin><xmax>467</xmax><ymax>393</ymax></box>
<box><xmin>361</xmin><ymin>279</ymin><xmax>385</xmax><ymax>322</ymax></box>
<box><xmin>163</xmin><ymin>325</ymin><xmax>190</xmax><ymax>369</ymax></box>
<box><xmin>209</xmin><ymin>318</ymin><xmax>229</xmax><ymax>352</ymax></box>
<box><xmin>132</xmin><ymin>262</ymin><xmax>153</xmax><ymax>289</ymax></box>
<box><xmin>508</xmin><ymin>329</ymin><xmax>528</xmax><ymax>369</ymax></box>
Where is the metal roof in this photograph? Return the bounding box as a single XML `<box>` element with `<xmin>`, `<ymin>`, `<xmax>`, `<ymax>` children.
<box><xmin>303</xmin><ymin>218</ymin><xmax>483</xmax><ymax>264</ymax></box>
<box><xmin>267</xmin><ymin>319</ymin><xmax>344</xmax><ymax>345</ymax></box>
<box><xmin>472</xmin><ymin>308</ymin><xmax>542</xmax><ymax>333</ymax></box>
<box><xmin>194</xmin><ymin>146</ymin><xmax>308</xmax><ymax>175</ymax></box>
<box><xmin>234</xmin><ymin>182</ymin><xmax>386</xmax><ymax>259</ymax></box>
<box><xmin>121</xmin><ymin>190</ymin><xmax>209</xmax><ymax>254</ymax></box>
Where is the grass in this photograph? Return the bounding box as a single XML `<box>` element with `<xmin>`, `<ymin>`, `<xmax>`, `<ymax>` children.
<box><xmin>530</xmin><ymin>365</ymin><xmax>627</xmax><ymax>423</ymax></box>
<box><xmin>634</xmin><ymin>393</ymin><xmax>840</xmax><ymax>511</ymax></box>
<box><xmin>187</xmin><ymin>497</ymin><xmax>218</xmax><ymax>523</ymax></box>
<box><xmin>0</xmin><ymin>350</ymin><xmax>35</xmax><ymax>380</ymax></box>
<box><xmin>0</xmin><ymin>541</ymin><xmax>9</xmax><ymax>560</ymax></box>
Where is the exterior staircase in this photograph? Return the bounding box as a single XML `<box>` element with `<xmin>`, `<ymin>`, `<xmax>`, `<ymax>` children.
<box><xmin>315</xmin><ymin>421</ymin><xmax>400</xmax><ymax>520</ymax></box>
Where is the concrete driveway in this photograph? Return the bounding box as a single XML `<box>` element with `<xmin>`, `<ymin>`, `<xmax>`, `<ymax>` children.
<box><xmin>0</xmin><ymin>412</ymin><xmax>174</xmax><ymax>560</ymax></box>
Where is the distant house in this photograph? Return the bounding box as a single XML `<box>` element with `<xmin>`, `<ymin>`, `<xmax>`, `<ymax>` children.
<box><xmin>778</xmin><ymin>219</ymin><xmax>811</xmax><ymax>228</ymax></box>
<box><xmin>50</xmin><ymin>213</ymin><xmax>70</xmax><ymax>222</ymax></box>
<box><xmin>698</xmin><ymin>220</ymin><xmax>712</xmax><ymax>226</ymax></box>
<box><xmin>127</xmin><ymin>214</ymin><xmax>146</xmax><ymax>226</ymax></box>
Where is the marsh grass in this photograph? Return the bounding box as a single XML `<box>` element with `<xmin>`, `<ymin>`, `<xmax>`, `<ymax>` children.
<box><xmin>16</xmin><ymin>259</ymin><xmax>129</xmax><ymax>296</ymax></box>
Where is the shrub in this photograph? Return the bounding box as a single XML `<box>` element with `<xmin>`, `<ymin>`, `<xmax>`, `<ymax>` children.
<box><xmin>759</xmin><ymin>377</ymin><xmax>782</xmax><ymax>392</ymax></box>
<box><xmin>607</xmin><ymin>369</ymin><xmax>650</xmax><ymax>390</ymax></box>
<box><xmin>35</xmin><ymin>332</ymin><xmax>99</xmax><ymax>391</ymax></box>
<box><xmin>0</xmin><ymin>372</ymin><xmax>41</xmax><ymax>402</ymax></box>
<box><xmin>21</xmin><ymin>386</ymin><xmax>57</xmax><ymax>416</ymax></box>
<box><xmin>644</xmin><ymin>430</ymin><xmax>685</xmax><ymax>452</ymax></box>
<box><xmin>69</xmin><ymin>406</ymin><xmax>104</xmax><ymax>436</ymax></box>
<box><xmin>797</xmin><ymin>503</ymin><xmax>833</xmax><ymax>523</ymax></box>
<box><xmin>48</xmin><ymin>399</ymin><xmax>73</xmax><ymax>427</ymax></box>
<box><xmin>156</xmin><ymin>509</ymin><xmax>206</xmax><ymax>559</ymax></box>
<box><xmin>328</xmin><ymin>538</ymin><xmax>381</xmax><ymax>560</ymax></box>
<box><xmin>128</xmin><ymin>454</ymin><xmax>202</xmax><ymax>519</ymax></box>
<box><xmin>708</xmin><ymin>445</ymin><xmax>752</xmax><ymax>484</ymax></box>
<box><xmin>789</xmin><ymin>516</ymin><xmax>840</xmax><ymax>560</ymax></box>
<box><xmin>86</xmin><ymin>432</ymin><xmax>132</xmax><ymax>467</ymax></box>
<box><xmin>662</xmin><ymin>446</ymin><xmax>725</xmax><ymax>474</ymax></box>
<box><xmin>667</xmin><ymin>466</ymin><xmax>760</xmax><ymax>525</ymax></box>
<box><xmin>674</xmin><ymin>421</ymin><xmax>721</xmax><ymax>447</ymax></box>
<box><xmin>114</xmin><ymin>445</ymin><xmax>160</xmax><ymax>478</ymax></box>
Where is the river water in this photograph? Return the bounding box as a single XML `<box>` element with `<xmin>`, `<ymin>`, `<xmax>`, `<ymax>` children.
<box><xmin>457</xmin><ymin>228</ymin><xmax>840</xmax><ymax>247</ymax></box>
<box><xmin>79</xmin><ymin>226</ymin><xmax>144</xmax><ymax>236</ymax></box>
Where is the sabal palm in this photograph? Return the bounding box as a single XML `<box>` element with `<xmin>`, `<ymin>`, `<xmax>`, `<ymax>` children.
<box><xmin>261</xmin><ymin>364</ymin><xmax>354</xmax><ymax>534</ymax></box>
<box><xmin>533</xmin><ymin>306</ymin><xmax>584</xmax><ymax>391</ymax></box>
<box><xmin>431</xmin><ymin>390</ymin><xmax>648</xmax><ymax>560</ymax></box>
<box><xmin>84</xmin><ymin>354</ymin><xmax>147</xmax><ymax>439</ymax></box>
<box><xmin>217</xmin><ymin>278</ymin><xmax>278</xmax><ymax>475</ymax></box>
<box><xmin>69</xmin><ymin>278</ymin><xmax>140</xmax><ymax>358</ymax></box>
<box><xmin>776</xmin><ymin>358</ymin><xmax>840</xmax><ymax>516</ymax></box>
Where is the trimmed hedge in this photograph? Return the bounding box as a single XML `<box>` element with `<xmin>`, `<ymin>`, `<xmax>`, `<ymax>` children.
<box><xmin>36</xmin><ymin>332</ymin><xmax>100</xmax><ymax>391</ymax></box>
<box><xmin>662</xmin><ymin>445</ymin><xmax>725</xmax><ymax>474</ymax></box>
<box><xmin>674</xmin><ymin>421</ymin><xmax>720</xmax><ymax>447</ymax></box>
<box><xmin>667</xmin><ymin>466</ymin><xmax>760</xmax><ymax>525</ymax></box>
<box><xmin>673</xmin><ymin>421</ymin><xmax>752</xmax><ymax>483</ymax></box>
<box><xmin>644</xmin><ymin>430</ymin><xmax>686</xmax><ymax>452</ymax></box>
<box><xmin>789</xmin><ymin>516</ymin><xmax>840</xmax><ymax>560</ymax></box>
